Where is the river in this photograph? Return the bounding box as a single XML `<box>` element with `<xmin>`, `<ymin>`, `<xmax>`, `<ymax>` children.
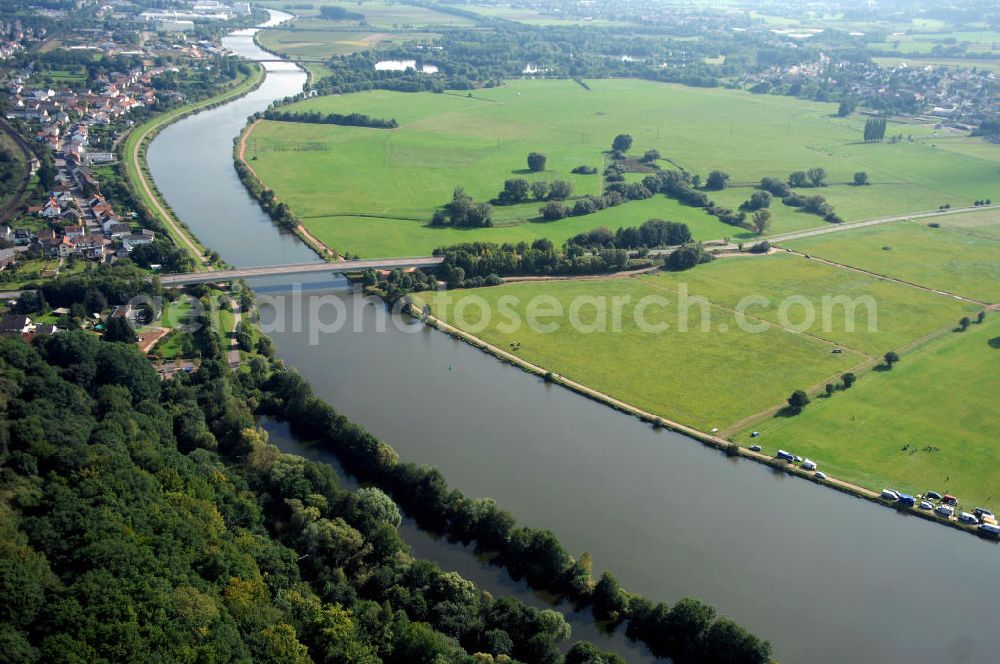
<box><xmin>145</xmin><ymin>11</ymin><xmax>1000</xmax><ymax>664</ymax></box>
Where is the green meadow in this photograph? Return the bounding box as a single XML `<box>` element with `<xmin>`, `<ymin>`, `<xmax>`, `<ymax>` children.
<box><xmin>413</xmin><ymin>277</ymin><xmax>862</xmax><ymax>430</ymax></box>
<box><xmin>257</xmin><ymin>22</ymin><xmax>437</xmax><ymax>60</ymax></box>
<box><xmin>785</xmin><ymin>221</ymin><xmax>1000</xmax><ymax>303</ymax></box>
<box><xmin>637</xmin><ymin>253</ymin><xmax>978</xmax><ymax>356</ymax></box>
<box><xmin>250</xmin><ymin>78</ymin><xmax>999</xmax><ymax>257</ymax></box>
<box><xmin>933</xmin><ymin>207</ymin><xmax>1000</xmax><ymax>239</ymax></box>
<box><xmin>736</xmin><ymin>315</ymin><xmax>1000</xmax><ymax>512</ymax></box>
<box><xmin>259</xmin><ymin>0</ymin><xmax>474</xmax><ymax>27</ymax></box>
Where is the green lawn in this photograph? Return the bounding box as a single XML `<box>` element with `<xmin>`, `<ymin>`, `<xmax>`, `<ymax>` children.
<box><xmin>637</xmin><ymin>253</ymin><xmax>978</xmax><ymax>356</ymax></box>
<box><xmin>784</xmin><ymin>221</ymin><xmax>1000</xmax><ymax>303</ymax></box>
<box><xmin>413</xmin><ymin>277</ymin><xmax>861</xmax><ymax>430</ymax></box>
<box><xmin>736</xmin><ymin>315</ymin><xmax>1000</xmax><ymax>513</ymax></box>
<box><xmin>250</xmin><ymin>78</ymin><xmax>999</xmax><ymax>258</ymax></box>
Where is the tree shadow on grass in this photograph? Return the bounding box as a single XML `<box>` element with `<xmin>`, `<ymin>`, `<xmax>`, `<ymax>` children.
<box><xmin>988</xmin><ymin>336</ymin><xmax>1000</xmax><ymax>350</ymax></box>
<box><xmin>774</xmin><ymin>405</ymin><xmax>804</xmax><ymax>419</ymax></box>
<box><xmin>510</xmin><ymin>168</ymin><xmax>537</xmax><ymax>175</ymax></box>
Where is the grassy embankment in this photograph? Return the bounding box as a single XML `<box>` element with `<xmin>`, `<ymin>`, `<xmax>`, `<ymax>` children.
<box><xmin>121</xmin><ymin>62</ymin><xmax>265</xmax><ymax>270</ymax></box>
<box><xmin>248</xmin><ymin>78</ymin><xmax>999</xmax><ymax>257</ymax></box>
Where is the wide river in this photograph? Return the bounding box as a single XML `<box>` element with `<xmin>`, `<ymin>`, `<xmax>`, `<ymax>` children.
<box><xmin>147</xmin><ymin>11</ymin><xmax>1000</xmax><ymax>663</ymax></box>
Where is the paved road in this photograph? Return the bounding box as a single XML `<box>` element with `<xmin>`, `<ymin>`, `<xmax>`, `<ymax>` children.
<box><xmin>765</xmin><ymin>203</ymin><xmax>1000</xmax><ymax>244</ymax></box>
<box><xmin>158</xmin><ymin>256</ymin><xmax>444</xmax><ymax>285</ymax></box>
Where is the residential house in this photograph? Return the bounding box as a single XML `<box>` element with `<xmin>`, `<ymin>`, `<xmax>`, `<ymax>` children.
<box><xmin>122</xmin><ymin>229</ymin><xmax>154</xmax><ymax>252</ymax></box>
<box><xmin>64</xmin><ymin>225</ymin><xmax>85</xmax><ymax>241</ymax></box>
<box><xmin>13</xmin><ymin>228</ymin><xmax>34</xmax><ymax>245</ymax></box>
<box><xmin>75</xmin><ymin>233</ymin><xmax>108</xmax><ymax>261</ymax></box>
<box><xmin>0</xmin><ymin>314</ymin><xmax>33</xmax><ymax>334</ymax></box>
<box><xmin>103</xmin><ymin>220</ymin><xmax>131</xmax><ymax>238</ymax></box>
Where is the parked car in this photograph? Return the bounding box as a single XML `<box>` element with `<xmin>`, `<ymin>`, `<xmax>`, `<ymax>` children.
<box><xmin>749</xmin><ymin>445</ymin><xmax>762</xmax><ymax>452</ymax></box>
<box><xmin>935</xmin><ymin>504</ymin><xmax>955</xmax><ymax>518</ymax></box>
<box><xmin>750</xmin><ymin>431</ymin><xmax>760</xmax><ymax>437</ymax></box>
<box><xmin>978</xmin><ymin>522</ymin><xmax>1000</xmax><ymax>537</ymax></box>
<box><xmin>926</xmin><ymin>491</ymin><xmax>943</xmax><ymax>500</ymax></box>
<box><xmin>881</xmin><ymin>489</ymin><xmax>899</xmax><ymax>501</ymax></box>
<box><xmin>801</xmin><ymin>459</ymin><xmax>817</xmax><ymax>471</ymax></box>
<box><xmin>942</xmin><ymin>494</ymin><xmax>958</xmax><ymax>506</ymax></box>
<box><xmin>793</xmin><ymin>455</ymin><xmax>803</xmax><ymax>462</ymax></box>
<box><xmin>959</xmin><ymin>512</ymin><xmax>979</xmax><ymax>525</ymax></box>
<box><xmin>776</xmin><ymin>450</ymin><xmax>794</xmax><ymax>462</ymax></box>
<box><xmin>919</xmin><ymin>500</ymin><xmax>933</xmax><ymax>510</ymax></box>
<box><xmin>814</xmin><ymin>471</ymin><xmax>827</xmax><ymax>480</ymax></box>
<box><xmin>898</xmin><ymin>494</ymin><xmax>916</xmax><ymax>507</ymax></box>
<box><xmin>973</xmin><ymin>508</ymin><xmax>994</xmax><ymax>520</ymax></box>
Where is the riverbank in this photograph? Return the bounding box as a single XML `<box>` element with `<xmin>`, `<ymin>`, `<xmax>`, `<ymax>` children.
<box><xmin>234</xmin><ymin>119</ymin><xmax>337</xmax><ymax>261</ymax></box>
<box><xmin>404</xmin><ymin>301</ymin><xmax>992</xmax><ymax>541</ymax></box>
<box><xmin>120</xmin><ymin>62</ymin><xmax>266</xmax><ymax>269</ymax></box>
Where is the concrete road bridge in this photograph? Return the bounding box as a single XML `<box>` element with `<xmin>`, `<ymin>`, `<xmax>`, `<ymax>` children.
<box><xmin>157</xmin><ymin>256</ymin><xmax>444</xmax><ymax>286</ymax></box>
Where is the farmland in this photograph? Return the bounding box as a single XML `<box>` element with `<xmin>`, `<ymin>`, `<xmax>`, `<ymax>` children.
<box><xmin>735</xmin><ymin>315</ymin><xmax>1000</xmax><ymax>511</ymax></box>
<box><xmin>248</xmin><ymin>78</ymin><xmax>999</xmax><ymax>258</ymax></box>
<box><xmin>412</xmin><ymin>276</ymin><xmax>863</xmax><ymax>430</ymax></box>
<box><xmin>784</xmin><ymin>220</ymin><xmax>1000</xmax><ymax>303</ymax></box>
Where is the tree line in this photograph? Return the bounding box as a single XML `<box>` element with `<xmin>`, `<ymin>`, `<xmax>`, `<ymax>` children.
<box><xmin>262</xmin><ymin>365</ymin><xmax>773</xmax><ymax>664</ymax></box>
<box><xmin>262</xmin><ymin>109</ymin><xmax>398</xmax><ymax>129</ymax></box>
<box><xmin>863</xmin><ymin>116</ymin><xmax>887</xmax><ymax>142</ymax></box>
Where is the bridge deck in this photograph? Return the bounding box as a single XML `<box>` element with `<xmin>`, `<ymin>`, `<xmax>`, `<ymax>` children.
<box><xmin>158</xmin><ymin>256</ymin><xmax>443</xmax><ymax>286</ymax></box>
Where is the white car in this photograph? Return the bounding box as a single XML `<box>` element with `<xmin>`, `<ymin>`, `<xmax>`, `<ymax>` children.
<box><xmin>919</xmin><ymin>500</ymin><xmax>933</xmax><ymax>510</ymax></box>
<box><xmin>814</xmin><ymin>471</ymin><xmax>827</xmax><ymax>480</ymax></box>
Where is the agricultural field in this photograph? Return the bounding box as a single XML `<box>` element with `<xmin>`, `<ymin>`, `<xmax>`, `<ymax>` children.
<box><xmin>412</xmin><ymin>277</ymin><xmax>863</xmax><ymax>430</ymax></box>
<box><xmin>258</xmin><ymin>0</ymin><xmax>475</xmax><ymax>28</ymax></box>
<box><xmin>249</xmin><ymin>78</ymin><xmax>999</xmax><ymax>258</ymax></box>
<box><xmin>637</xmin><ymin>253</ymin><xmax>979</xmax><ymax>356</ymax></box>
<box><xmin>933</xmin><ymin>207</ymin><xmax>1000</xmax><ymax>239</ymax></box>
<box><xmin>784</xmin><ymin>221</ymin><xmax>1000</xmax><ymax>304</ymax></box>
<box><xmin>257</xmin><ymin>20</ymin><xmax>437</xmax><ymax>60</ymax></box>
<box><xmin>736</xmin><ymin>314</ymin><xmax>1000</xmax><ymax>512</ymax></box>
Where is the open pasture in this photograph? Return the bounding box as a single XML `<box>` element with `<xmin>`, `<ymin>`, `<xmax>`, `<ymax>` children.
<box><xmin>637</xmin><ymin>252</ymin><xmax>978</xmax><ymax>356</ymax></box>
<box><xmin>412</xmin><ymin>277</ymin><xmax>862</xmax><ymax>431</ymax></box>
<box><xmin>249</xmin><ymin>78</ymin><xmax>999</xmax><ymax>257</ymax></box>
<box><xmin>736</xmin><ymin>315</ymin><xmax>1000</xmax><ymax>512</ymax></box>
<box><xmin>784</xmin><ymin>221</ymin><xmax>1000</xmax><ymax>304</ymax></box>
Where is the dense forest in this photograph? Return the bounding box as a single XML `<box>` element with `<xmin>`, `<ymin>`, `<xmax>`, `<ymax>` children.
<box><xmin>0</xmin><ymin>321</ymin><xmax>629</xmax><ymax>662</ymax></box>
<box><xmin>0</xmin><ymin>274</ymin><xmax>771</xmax><ymax>662</ymax></box>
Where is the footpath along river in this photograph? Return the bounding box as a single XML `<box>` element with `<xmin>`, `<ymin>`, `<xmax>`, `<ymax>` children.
<box><xmin>146</xmin><ymin>10</ymin><xmax>1000</xmax><ymax>663</ymax></box>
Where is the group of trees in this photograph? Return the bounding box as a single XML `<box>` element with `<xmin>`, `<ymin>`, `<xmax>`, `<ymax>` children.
<box><xmin>758</xmin><ymin>174</ymin><xmax>842</xmax><ymax>223</ymax></box>
<box><xmin>788</xmin><ymin>168</ymin><xmax>827</xmax><ymax>188</ymax></box>
<box><xmin>495</xmin><ymin>178</ymin><xmax>572</xmax><ymax>206</ymax></box>
<box><xmin>863</xmin><ymin>116</ymin><xmax>888</xmax><ymax>142</ymax></box>
<box><xmin>567</xmin><ymin>218</ymin><xmax>693</xmax><ymax>251</ymax></box>
<box><xmin>437</xmin><ymin>239</ymin><xmax>631</xmax><ymax>286</ymax></box>
<box><xmin>261</xmin><ymin>109</ymin><xmax>398</xmax><ymax>129</ymax></box>
<box><xmin>432</xmin><ymin>187</ymin><xmax>494</xmax><ymax>227</ymax></box>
